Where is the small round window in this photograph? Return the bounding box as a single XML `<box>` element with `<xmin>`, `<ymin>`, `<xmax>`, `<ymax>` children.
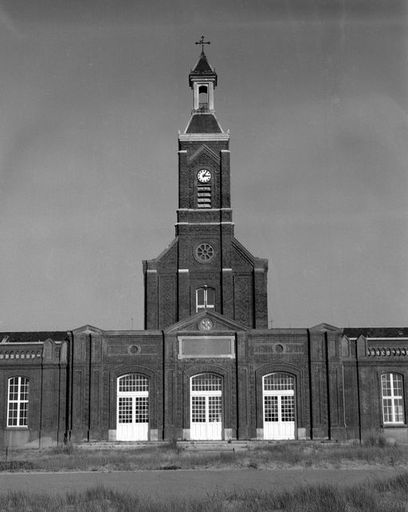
<box><xmin>195</xmin><ymin>243</ymin><xmax>215</xmax><ymax>263</ymax></box>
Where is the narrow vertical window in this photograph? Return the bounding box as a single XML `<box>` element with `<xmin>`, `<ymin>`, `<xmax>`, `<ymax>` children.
<box><xmin>198</xmin><ymin>85</ymin><xmax>208</xmax><ymax>110</ymax></box>
<box><xmin>7</xmin><ymin>377</ymin><xmax>29</xmax><ymax>427</ymax></box>
<box><xmin>196</xmin><ymin>287</ymin><xmax>215</xmax><ymax>312</ymax></box>
<box><xmin>381</xmin><ymin>373</ymin><xmax>404</xmax><ymax>424</ymax></box>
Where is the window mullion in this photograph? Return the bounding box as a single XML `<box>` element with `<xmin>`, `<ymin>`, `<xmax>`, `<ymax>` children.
<box><xmin>17</xmin><ymin>379</ymin><xmax>21</xmax><ymax>426</ymax></box>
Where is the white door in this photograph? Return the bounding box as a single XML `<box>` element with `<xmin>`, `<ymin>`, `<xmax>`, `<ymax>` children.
<box><xmin>263</xmin><ymin>373</ymin><xmax>295</xmax><ymax>440</ymax></box>
<box><xmin>117</xmin><ymin>374</ymin><xmax>149</xmax><ymax>441</ymax></box>
<box><xmin>190</xmin><ymin>373</ymin><xmax>222</xmax><ymax>440</ymax></box>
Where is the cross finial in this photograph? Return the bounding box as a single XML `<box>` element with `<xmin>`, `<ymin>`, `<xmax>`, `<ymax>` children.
<box><xmin>195</xmin><ymin>35</ymin><xmax>210</xmax><ymax>53</ymax></box>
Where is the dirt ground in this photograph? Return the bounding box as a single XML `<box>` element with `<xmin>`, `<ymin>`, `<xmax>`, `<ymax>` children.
<box><xmin>0</xmin><ymin>468</ymin><xmax>402</xmax><ymax>501</ymax></box>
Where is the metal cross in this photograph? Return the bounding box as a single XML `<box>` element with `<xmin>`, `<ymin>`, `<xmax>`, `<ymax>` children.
<box><xmin>195</xmin><ymin>35</ymin><xmax>211</xmax><ymax>52</ymax></box>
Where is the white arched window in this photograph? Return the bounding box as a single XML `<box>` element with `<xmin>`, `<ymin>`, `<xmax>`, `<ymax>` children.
<box><xmin>263</xmin><ymin>372</ymin><xmax>295</xmax><ymax>440</ymax></box>
<box><xmin>196</xmin><ymin>287</ymin><xmax>215</xmax><ymax>312</ymax></box>
<box><xmin>7</xmin><ymin>377</ymin><xmax>29</xmax><ymax>427</ymax></box>
<box><xmin>190</xmin><ymin>373</ymin><xmax>222</xmax><ymax>440</ymax></box>
<box><xmin>117</xmin><ymin>374</ymin><xmax>149</xmax><ymax>441</ymax></box>
<box><xmin>381</xmin><ymin>373</ymin><xmax>404</xmax><ymax>424</ymax></box>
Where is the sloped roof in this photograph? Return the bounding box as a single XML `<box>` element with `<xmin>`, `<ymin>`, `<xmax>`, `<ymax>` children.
<box><xmin>185</xmin><ymin>113</ymin><xmax>223</xmax><ymax>134</ymax></box>
<box><xmin>343</xmin><ymin>327</ymin><xmax>408</xmax><ymax>338</ymax></box>
<box><xmin>0</xmin><ymin>331</ymin><xmax>68</xmax><ymax>343</ymax></box>
<box><xmin>189</xmin><ymin>51</ymin><xmax>217</xmax><ymax>87</ymax></box>
<box><xmin>192</xmin><ymin>51</ymin><xmax>214</xmax><ymax>74</ymax></box>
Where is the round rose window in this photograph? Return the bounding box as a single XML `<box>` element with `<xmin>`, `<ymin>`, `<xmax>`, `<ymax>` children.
<box><xmin>195</xmin><ymin>243</ymin><xmax>215</xmax><ymax>263</ymax></box>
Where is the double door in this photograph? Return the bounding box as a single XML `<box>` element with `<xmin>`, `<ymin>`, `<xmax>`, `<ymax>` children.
<box><xmin>263</xmin><ymin>373</ymin><xmax>296</xmax><ymax>440</ymax></box>
<box><xmin>190</xmin><ymin>373</ymin><xmax>222</xmax><ymax>440</ymax></box>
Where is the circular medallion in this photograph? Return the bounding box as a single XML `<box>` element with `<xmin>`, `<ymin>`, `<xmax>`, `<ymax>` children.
<box><xmin>195</xmin><ymin>243</ymin><xmax>215</xmax><ymax>263</ymax></box>
<box><xmin>275</xmin><ymin>344</ymin><xmax>284</xmax><ymax>353</ymax></box>
<box><xmin>199</xmin><ymin>318</ymin><xmax>214</xmax><ymax>331</ymax></box>
<box><xmin>128</xmin><ymin>344</ymin><xmax>141</xmax><ymax>355</ymax></box>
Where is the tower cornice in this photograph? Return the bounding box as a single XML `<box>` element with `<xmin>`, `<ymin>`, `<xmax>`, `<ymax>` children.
<box><xmin>179</xmin><ymin>133</ymin><xmax>230</xmax><ymax>142</ymax></box>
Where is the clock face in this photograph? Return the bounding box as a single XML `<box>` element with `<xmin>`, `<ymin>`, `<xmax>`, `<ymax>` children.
<box><xmin>197</xmin><ymin>169</ymin><xmax>211</xmax><ymax>183</ymax></box>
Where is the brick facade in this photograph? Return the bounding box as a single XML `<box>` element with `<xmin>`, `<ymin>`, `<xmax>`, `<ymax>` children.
<box><xmin>1</xmin><ymin>51</ymin><xmax>407</xmax><ymax>448</ymax></box>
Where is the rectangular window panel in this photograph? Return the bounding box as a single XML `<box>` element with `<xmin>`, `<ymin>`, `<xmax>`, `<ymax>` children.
<box><xmin>179</xmin><ymin>337</ymin><xmax>235</xmax><ymax>359</ymax></box>
<box><xmin>118</xmin><ymin>397</ymin><xmax>133</xmax><ymax>423</ymax></box>
<box><xmin>281</xmin><ymin>396</ymin><xmax>295</xmax><ymax>422</ymax></box>
<box><xmin>19</xmin><ymin>403</ymin><xmax>28</xmax><ymax>426</ymax></box>
<box><xmin>264</xmin><ymin>396</ymin><xmax>278</xmax><ymax>422</ymax></box>
<box><xmin>206</xmin><ymin>288</ymin><xmax>215</xmax><ymax>307</ymax></box>
<box><xmin>196</xmin><ymin>289</ymin><xmax>205</xmax><ymax>307</ymax></box>
<box><xmin>8</xmin><ymin>377</ymin><xmax>29</xmax><ymax>427</ymax></box>
<box><xmin>382</xmin><ymin>373</ymin><xmax>405</xmax><ymax>424</ymax></box>
<box><xmin>208</xmin><ymin>396</ymin><xmax>222</xmax><ymax>423</ymax></box>
<box><xmin>192</xmin><ymin>397</ymin><xmax>206</xmax><ymax>423</ymax></box>
<box><xmin>382</xmin><ymin>398</ymin><xmax>393</xmax><ymax>423</ymax></box>
<box><xmin>135</xmin><ymin>397</ymin><xmax>149</xmax><ymax>423</ymax></box>
<box><xmin>393</xmin><ymin>375</ymin><xmax>403</xmax><ymax>396</ymax></box>
<box><xmin>394</xmin><ymin>399</ymin><xmax>405</xmax><ymax>423</ymax></box>
<box><xmin>8</xmin><ymin>403</ymin><xmax>18</xmax><ymax>426</ymax></box>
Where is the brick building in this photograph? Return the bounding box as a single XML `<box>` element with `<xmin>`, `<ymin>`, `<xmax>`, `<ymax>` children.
<box><xmin>1</xmin><ymin>49</ymin><xmax>407</xmax><ymax>448</ymax></box>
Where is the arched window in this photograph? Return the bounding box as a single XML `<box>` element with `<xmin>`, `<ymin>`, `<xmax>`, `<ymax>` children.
<box><xmin>190</xmin><ymin>373</ymin><xmax>222</xmax><ymax>440</ymax></box>
<box><xmin>117</xmin><ymin>374</ymin><xmax>149</xmax><ymax>441</ymax></box>
<box><xmin>263</xmin><ymin>373</ymin><xmax>295</xmax><ymax>440</ymax></box>
<box><xmin>381</xmin><ymin>373</ymin><xmax>404</xmax><ymax>424</ymax></box>
<box><xmin>198</xmin><ymin>85</ymin><xmax>208</xmax><ymax>110</ymax></box>
<box><xmin>196</xmin><ymin>287</ymin><xmax>215</xmax><ymax>312</ymax></box>
<box><xmin>7</xmin><ymin>377</ymin><xmax>29</xmax><ymax>427</ymax></box>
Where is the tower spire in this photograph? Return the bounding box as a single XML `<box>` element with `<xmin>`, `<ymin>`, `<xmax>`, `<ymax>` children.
<box><xmin>189</xmin><ymin>38</ymin><xmax>217</xmax><ymax>113</ymax></box>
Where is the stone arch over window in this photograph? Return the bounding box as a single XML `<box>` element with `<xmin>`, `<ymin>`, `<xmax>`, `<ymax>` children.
<box><xmin>255</xmin><ymin>364</ymin><xmax>305</xmax><ymax>439</ymax></box>
<box><xmin>7</xmin><ymin>376</ymin><xmax>29</xmax><ymax>427</ymax></box>
<box><xmin>182</xmin><ymin>365</ymin><xmax>232</xmax><ymax>437</ymax></box>
<box><xmin>381</xmin><ymin>372</ymin><xmax>405</xmax><ymax>424</ymax></box>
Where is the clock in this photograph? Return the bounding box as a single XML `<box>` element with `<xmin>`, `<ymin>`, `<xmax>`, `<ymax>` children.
<box><xmin>197</xmin><ymin>169</ymin><xmax>211</xmax><ymax>183</ymax></box>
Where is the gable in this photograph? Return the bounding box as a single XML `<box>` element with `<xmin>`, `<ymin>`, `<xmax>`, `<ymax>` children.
<box><xmin>188</xmin><ymin>144</ymin><xmax>220</xmax><ymax>166</ymax></box>
<box><xmin>165</xmin><ymin>310</ymin><xmax>247</xmax><ymax>334</ymax></box>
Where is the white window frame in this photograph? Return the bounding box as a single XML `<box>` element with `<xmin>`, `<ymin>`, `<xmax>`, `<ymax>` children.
<box><xmin>381</xmin><ymin>373</ymin><xmax>405</xmax><ymax>425</ymax></box>
<box><xmin>263</xmin><ymin>372</ymin><xmax>296</xmax><ymax>440</ymax></box>
<box><xmin>190</xmin><ymin>373</ymin><xmax>223</xmax><ymax>440</ymax></box>
<box><xmin>196</xmin><ymin>287</ymin><xmax>215</xmax><ymax>312</ymax></box>
<box><xmin>116</xmin><ymin>374</ymin><xmax>149</xmax><ymax>441</ymax></box>
<box><xmin>7</xmin><ymin>376</ymin><xmax>29</xmax><ymax>428</ymax></box>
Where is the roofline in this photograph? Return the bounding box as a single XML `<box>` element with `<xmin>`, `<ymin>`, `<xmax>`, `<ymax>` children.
<box><xmin>179</xmin><ymin>133</ymin><xmax>230</xmax><ymax>142</ymax></box>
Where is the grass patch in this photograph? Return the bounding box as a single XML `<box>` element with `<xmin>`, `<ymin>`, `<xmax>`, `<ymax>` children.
<box><xmin>250</xmin><ymin>441</ymin><xmax>406</xmax><ymax>468</ymax></box>
<box><xmin>2</xmin><ymin>441</ymin><xmax>408</xmax><ymax>472</ymax></box>
<box><xmin>1</xmin><ymin>472</ymin><xmax>408</xmax><ymax>511</ymax></box>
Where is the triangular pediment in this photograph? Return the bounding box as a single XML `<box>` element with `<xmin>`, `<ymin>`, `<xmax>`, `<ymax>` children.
<box><xmin>165</xmin><ymin>311</ymin><xmax>248</xmax><ymax>334</ymax></box>
<box><xmin>309</xmin><ymin>322</ymin><xmax>340</xmax><ymax>333</ymax></box>
<box><xmin>187</xmin><ymin>144</ymin><xmax>220</xmax><ymax>166</ymax></box>
<box><xmin>72</xmin><ymin>324</ymin><xmax>103</xmax><ymax>335</ymax></box>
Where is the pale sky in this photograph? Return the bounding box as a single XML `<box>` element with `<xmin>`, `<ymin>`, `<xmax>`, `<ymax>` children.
<box><xmin>0</xmin><ymin>0</ymin><xmax>407</xmax><ymax>331</ymax></box>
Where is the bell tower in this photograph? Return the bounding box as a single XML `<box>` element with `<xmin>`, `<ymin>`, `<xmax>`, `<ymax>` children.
<box><xmin>143</xmin><ymin>40</ymin><xmax>268</xmax><ymax>330</ymax></box>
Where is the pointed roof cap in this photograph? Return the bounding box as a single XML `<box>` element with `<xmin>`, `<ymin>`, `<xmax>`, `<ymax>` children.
<box><xmin>189</xmin><ymin>51</ymin><xmax>217</xmax><ymax>87</ymax></box>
